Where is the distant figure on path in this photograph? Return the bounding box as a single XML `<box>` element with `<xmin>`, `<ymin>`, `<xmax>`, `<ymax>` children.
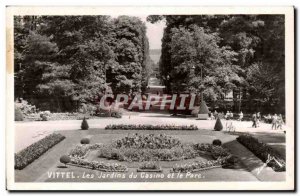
<box><xmin>277</xmin><ymin>114</ymin><xmax>284</xmax><ymax>130</ymax></box>
<box><xmin>264</xmin><ymin>114</ymin><xmax>272</xmax><ymax>123</ymax></box>
<box><xmin>229</xmin><ymin>111</ymin><xmax>233</xmax><ymax>120</ymax></box>
<box><xmin>209</xmin><ymin>111</ymin><xmax>215</xmax><ymax>120</ymax></box>
<box><xmin>225</xmin><ymin>111</ymin><xmax>230</xmax><ymax>120</ymax></box>
<box><xmin>238</xmin><ymin>111</ymin><xmax>243</xmax><ymax>121</ymax></box>
<box><xmin>256</xmin><ymin>112</ymin><xmax>261</xmax><ymax>127</ymax></box>
<box><xmin>271</xmin><ymin>114</ymin><xmax>278</xmax><ymax>130</ymax></box>
<box><xmin>252</xmin><ymin>113</ymin><xmax>257</xmax><ymax>128</ymax></box>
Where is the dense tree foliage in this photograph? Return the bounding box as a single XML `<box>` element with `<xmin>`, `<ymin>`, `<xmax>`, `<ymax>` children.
<box><xmin>147</xmin><ymin>15</ymin><xmax>285</xmax><ymax>113</ymax></box>
<box><xmin>14</xmin><ymin>16</ymin><xmax>151</xmax><ymax>112</ymax></box>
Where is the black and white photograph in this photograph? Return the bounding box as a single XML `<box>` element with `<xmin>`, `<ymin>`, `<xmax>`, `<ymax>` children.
<box><xmin>5</xmin><ymin>6</ymin><xmax>295</xmax><ymax>191</ymax></box>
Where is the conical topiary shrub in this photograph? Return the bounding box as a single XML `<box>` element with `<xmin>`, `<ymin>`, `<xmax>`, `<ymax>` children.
<box><xmin>199</xmin><ymin>100</ymin><xmax>209</xmax><ymax>114</ymax></box>
<box><xmin>214</xmin><ymin>117</ymin><xmax>223</xmax><ymax>131</ymax></box>
<box><xmin>81</xmin><ymin>117</ymin><xmax>89</xmax><ymax>130</ymax></box>
<box><xmin>197</xmin><ymin>100</ymin><xmax>209</xmax><ymax>119</ymax></box>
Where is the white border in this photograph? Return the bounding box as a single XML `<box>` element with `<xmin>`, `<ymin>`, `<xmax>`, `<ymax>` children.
<box><xmin>6</xmin><ymin>6</ymin><xmax>295</xmax><ymax>191</ymax></box>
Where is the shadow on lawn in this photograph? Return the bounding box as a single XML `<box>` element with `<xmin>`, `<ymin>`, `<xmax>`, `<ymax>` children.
<box><xmin>223</xmin><ymin>140</ymin><xmax>264</xmax><ymax>172</ymax></box>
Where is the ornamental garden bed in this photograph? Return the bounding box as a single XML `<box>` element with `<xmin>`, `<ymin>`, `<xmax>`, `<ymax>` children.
<box><xmin>65</xmin><ymin>133</ymin><xmax>234</xmax><ymax>174</ymax></box>
<box><xmin>105</xmin><ymin>124</ymin><xmax>198</xmax><ymax>130</ymax></box>
<box><xmin>237</xmin><ymin>134</ymin><xmax>286</xmax><ymax>172</ymax></box>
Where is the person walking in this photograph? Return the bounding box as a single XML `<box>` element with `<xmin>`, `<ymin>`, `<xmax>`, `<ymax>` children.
<box><xmin>225</xmin><ymin>111</ymin><xmax>229</xmax><ymax>120</ymax></box>
<box><xmin>256</xmin><ymin>112</ymin><xmax>261</xmax><ymax>127</ymax></box>
<box><xmin>214</xmin><ymin>110</ymin><xmax>218</xmax><ymax>119</ymax></box>
<box><xmin>277</xmin><ymin>114</ymin><xmax>284</xmax><ymax>130</ymax></box>
<box><xmin>271</xmin><ymin>114</ymin><xmax>278</xmax><ymax>130</ymax></box>
<box><xmin>238</xmin><ymin>111</ymin><xmax>243</xmax><ymax>121</ymax></box>
<box><xmin>252</xmin><ymin>113</ymin><xmax>257</xmax><ymax>128</ymax></box>
<box><xmin>264</xmin><ymin>114</ymin><xmax>272</xmax><ymax>123</ymax></box>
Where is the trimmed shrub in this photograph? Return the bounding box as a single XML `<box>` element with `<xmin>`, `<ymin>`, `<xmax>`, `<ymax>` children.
<box><xmin>212</xmin><ymin>139</ymin><xmax>222</xmax><ymax>146</ymax></box>
<box><xmin>214</xmin><ymin>117</ymin><xmax>223</xmax><ymax>131</ymax></box>
<box><xmin>15</xmin><ymin>107</ymin><xmax>24</xmax><ymax>121</ymax></box>
<box><xmin>15</xmin><ymin>133</ymin><xmax>65</xmax><ymax>169</ymax></box>
<box><xmin>80</xmin><ymin>138</ymin><xmax>90</xmax><ymax>144</ymax></box>
<box><xmin>199</xmin><ymin>100</ymin><xmax>209</xmax><ymax>114</ymax></box>
<box><xmin>60</xmin><ymin>155</ymin><xmax>71</xmax><ymax>166</ymax></box>
<box><xmin>237</xmin><ymin>134</ymin><xmax>286</xmax><ymax>171</ymax></box>
<box><xmin>81</xmin><ymin>117</ymin><xmax>89</xmax><ymax>130</ymax></box>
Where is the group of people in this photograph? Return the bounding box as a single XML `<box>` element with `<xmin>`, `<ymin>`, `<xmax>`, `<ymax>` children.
<box><xmin>225</xmin><ymin>111</ymin><xmax>234</xmax><ymax>120</ymax></box>
<box><xmin>210</xmin><ymin>110</ymin><xmax>242</xmax><ymax>120</ymax></box>
<box><xmin>263</xmin><ymin>114</ymin><xmax>284</xmax><ymax>130</ymax></box>
<box><xmin>252</xmin><ymin>112</ymin><xmax>284</xmax><ymax>129</ymax></box>
<box><xmin>212</xmin><ymin>109</ymin><xmax>284</xmax><ymax>130</ymax></box>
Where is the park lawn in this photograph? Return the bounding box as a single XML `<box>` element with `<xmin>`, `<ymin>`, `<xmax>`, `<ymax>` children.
<box><xmin>15</xmin><ymin>128</ymin><xmax>284</xmax><ymax>182</ymax></box>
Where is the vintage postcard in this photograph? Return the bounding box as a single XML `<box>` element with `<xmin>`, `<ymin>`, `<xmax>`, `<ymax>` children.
<box><xmin>6</xmin><ymin>6</ymin><xmax>295</xmax><ymax>191</ymax></box>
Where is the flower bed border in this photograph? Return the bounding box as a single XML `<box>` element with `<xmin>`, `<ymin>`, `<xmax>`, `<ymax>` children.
<box><xmin>67</xmin><ymin>163</ymin><xmax>128</xmax><ymax>172</ymax></box>
<box><xmin>15</xmin><ymin>133</ymin><xmax>65</xmax><ymax>170</ymax></box>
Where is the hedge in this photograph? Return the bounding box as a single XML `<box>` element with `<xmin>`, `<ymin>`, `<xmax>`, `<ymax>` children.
<box><xmin>105</xmin><ymin>124</ymin><xmax>198</xmax><ymax>130</ymax></box>
<box><xmin>236</xmin><ymin>134</ymin><xmax>286</xmax><ymax>171</ymax></box>
<box><xmin>15</xmin><ymin>133</ymin><xmax>65</xmax><ymax>169</ymax></box>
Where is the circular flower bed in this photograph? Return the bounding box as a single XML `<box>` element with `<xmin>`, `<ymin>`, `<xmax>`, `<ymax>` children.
<box><xmin>98</xmin><ymin>133</ymin><xmax>197</xmax><ymax>162</ymax></box>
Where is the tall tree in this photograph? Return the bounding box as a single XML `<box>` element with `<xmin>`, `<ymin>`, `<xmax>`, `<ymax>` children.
<box><xmin>148</xmin><ymin>15</ymin><xmax>285</xmax><ymax>113</ymax></box>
